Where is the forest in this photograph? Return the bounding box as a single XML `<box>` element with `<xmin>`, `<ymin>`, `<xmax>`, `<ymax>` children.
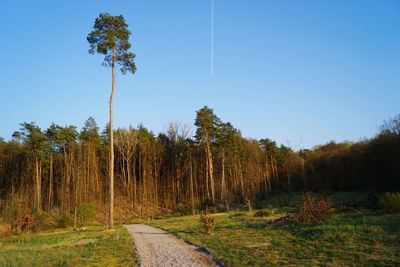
<box><xmin>1</xmin><ymin>107</ymin><xmax>399</xmax><ymax>222</ymax></box>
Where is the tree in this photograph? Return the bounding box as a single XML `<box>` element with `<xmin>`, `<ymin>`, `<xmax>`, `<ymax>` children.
<box><xmin>195</xmin><ymin>106</ymin><xmax>220</xmax><ymax>204</ymax></box>
<box><xmin>57</xmin><ymin>126</ymin><xmax>78</xmax><ymax>211</ymax></box>
<box><xmin>115</xmin><ymin>126</ymin><xmax>138</xmax><ymax>207</ymax></box>
<box><xmin>87</xmin><ymin>13</ymin><xmax>136</xmax><ymax>228</ymax></box>
<box><xmin>45</xmin><ymin>123</ymin><xmax>63</xmax><ymax>210</ymax></box>
<box><xmin>80</xmin><ymin>117</ymin><xmax>101</xmax><ymax>201</ymax></box>
<box><xmin>259</xmin><ymin>138</ymin><xmax>279</xmax><ymax>193</ymax></box>
<box><xmin>2</xmin><ymin>111</ymin><xmax>400</xmax><ymax>222</ymax></box>
<box><xmin>216</xmin><ymin>122</ymin><xmax>241</xmax><ymax>205</ymax></box>
<box><xmin>380</xmin><ymin>114</ymin><xmax>400</xmax><ymax>136</ymax></box>
<box><xmin>13</xmin><ymin>122</ymin><xmax>48</xmax><ymax>210</ymax></box>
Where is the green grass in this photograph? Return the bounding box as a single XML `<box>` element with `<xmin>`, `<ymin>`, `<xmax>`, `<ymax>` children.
<box><xmin>0</xmin><ymin>225</ymin><xmax>136</xmax><ymax>267</ymax></box>
<box><xmin>148</xmin><ymin>211</ymin><xmax>400</xmax><ymax>266</ymax></box>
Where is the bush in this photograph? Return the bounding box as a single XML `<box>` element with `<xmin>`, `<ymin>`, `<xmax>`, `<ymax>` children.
<box><xmin>0</xmin><ymin>218</ymin><xmax>11</xmax><ymax>237</ymax></box>
<box><xmin>15</xmin><ymin>208</ymin><xmax>35</xmax><ymax>233</ymax></box>
<box><xmin>176</xmin><ymin>204</ymin><xmax>191</xmax><ymax>216</ymax></box>
<box><xmin>200</xmin><ymin>211</ymin><xmax>215</xmax><ymax>234</ymax></box>
<box><xmin>254</xmin><ymin>209</ymin><xmax>277</xmax><ymax>217</ymax></box>
<box><xmin>379</xmin><ymin>192</ymin><xmax>400</xmax><ymax>214</ymax></box>
<box><xmin>295</xmin><ymin>193</ymin><xmax>332</xmax><ymax>224</ymax></box>
<box><xmin>56</xmin><ymin>211</ymin><xmax>73</xmax><ymax>228</ymax></box>
<box><xmin>1</xmin><ymin>203</ymin><xmax>24</xmax><ymax>227</ymax></box>
<box><xmin>78</xmin><ymin>203</ymin><xmax>97</xmax><ymax>226</ymax></box>
<box><xmin>33</xmin><ymin>211</ymin><xmax>58</xmax><ymax>231</ymax></box>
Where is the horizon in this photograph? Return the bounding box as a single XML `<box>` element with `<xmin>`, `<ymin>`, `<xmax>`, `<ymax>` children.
<box><xmin>1</xmin><ymin>0</ymin><xmax>399</xmax><ymax>149</ymax></box>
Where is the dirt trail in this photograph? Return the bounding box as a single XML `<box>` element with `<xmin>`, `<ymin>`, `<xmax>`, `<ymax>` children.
<box><xmin>125</xmin><ymin>224</ymin><xmax>219</xmax><ymax>267</ymax></box>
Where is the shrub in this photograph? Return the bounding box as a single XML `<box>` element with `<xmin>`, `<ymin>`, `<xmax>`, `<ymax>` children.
<box><xmin>0</xmin><ymin>218</ymin><xmax>11</xmax><ymax>237</ymax></box>
<box><xmin>254</xmin><ymin>209</ymin><xmax>276</xmax><ymax>217</ymax></box>
<box><xmin>33</xmin><ymin>211</ymin><xmax>58</xmax><ymax>231</ymax></box>
<box><xmin>200</xmin><ymin>211</ymin><xmax>215</xmax><ymax>234</ymax></box>
<box><xmin>78</xmin><ymin>203</ymin><xmax>97</xmax><ymax>226</ymax></box>
<box><xmin>15</xmin><ymin>208</ymin><xmax>35</xmax><ymax>233</ymax></box>
<box><xmin>379</xmin><ymin>192</ymin><xmax>400</xmax><ymax>214</ymax></box>
<box><xmin>295</xmin><ymin>193</ymin><xmax>332</xmax><ymax>224</ymax></box>
<box><xmin>56</xmin><ymin>211</ymin><xmax>73</xmax><ymax>228</ymax></box>
<box><xmin>176</xmin><ymin>204</ymin><xmax>191</xmax><ymax>216</ymax></box>
<box><xmin>1</xmin><ymin>202</ymin><xmax>24</xmax><ymax>227</ymax></box>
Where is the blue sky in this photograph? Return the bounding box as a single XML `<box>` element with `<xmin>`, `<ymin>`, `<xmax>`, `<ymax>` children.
<box><xmin>0</xmin><ymin>0</ymin><xmax>399</xmax><ymax>148</ymax></box>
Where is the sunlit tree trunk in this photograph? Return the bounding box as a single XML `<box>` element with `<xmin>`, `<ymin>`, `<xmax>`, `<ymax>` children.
<box><xmin>35</xmin><ymin>156</ymin><xmax>41</xmax><ymax>210</ymax></box>
<box><xmin>74</xmin><ymin>165</ymin><xmax>79</xmax><ymax>229</ymax></box>
<box><xmin>265</xmin><ymin>155</ymin><xmax>271</xmax><ymax>192</ymax></box>
<box><xmin>190</xmin><ymin>153</ymin><xmax>195</xmax><ymax>214</ymax></box>
<box><xmin>221</xmin><ymin>149</ymin><xmax>225</xmax><ymax>202</ymax></box>
<box><xmin>109</xmin><ymin>48</ymin><xmax>116</xmax><ymax>229</ymax></box>
<box><xmin>239</xmin><ymin>161</ymin><xmax>245</xmax><ymax>199</ymax></box>
<box><xmin>48</xmin><ymin>154</ymin><xmax>53</xmax><ymax>210</ymax></box>
<box><xmin>205</xmin><ymin>134</ymin><xmax>215</xmax><ymax>204</ymax></box>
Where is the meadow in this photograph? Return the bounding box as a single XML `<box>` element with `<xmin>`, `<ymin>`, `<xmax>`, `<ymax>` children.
<box><xmin>1</xmin><ymin>192</ymin><xmax>399</xmax><ymax>266</ymax></box>
<box><xmin>0</xmin><ymin>225</ymin><xmax>136</xmax><ymax>267</ymax></box>
<box><xmin>147</xmin><ymin>193</ymin><xmax>400</xmax><ymax>266</ymax></box>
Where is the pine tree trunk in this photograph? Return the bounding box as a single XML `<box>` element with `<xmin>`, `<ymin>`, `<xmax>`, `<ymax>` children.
<box><xmin>74</xmin><ymin>165</ymin><xmax>79</xmax><ymax>229</ymax></box>
<box><xmin>221</xmin><ymin>149</ymin><xmax>225</xmax><ymax>202</ymax></box>
<box><xmin>132</xmin><ymin>157</ymin><xmax>137</xmax><ymax>211</ymax></box>
<box><xmin>239</xmin><ymin>161</ymin><xmax>245</xmax><ymax>199</ymax></box>
<box><xmin>205</xmin><ymin>153</ymin><xmax>210</xmax><ymax>199</ymax></box>
<box><xmin>35</xmin><ymin>156</ymin><xmax>41</xmax><ymax>210</ymax></box>
<box><xmin>127</xmin><ymin>159</ymin><xmax>131</xmax><ymax>201</ymax></box>
<box><xmin>48</xmin><ymin>154</ymin><xmax>53</xmax><ymax>210</ymax></box>
<box><xmin>206</xmin><ymin>137</ymin><xmax>215</xmax><ymax>204</ymax></box>
<box><xmin>109</xmin><ymin>49</ymin><xmax>116</xmax><ymax>229</ymax></box>
<box><xmin>190</xmin><ymin>153</ymin><xmax>195</xmax><ymax>214</ymax></box>
<box><xmin>265</xmin><ymin>156</ymin><xmax>271</xmax><ymax>192</ymax></box>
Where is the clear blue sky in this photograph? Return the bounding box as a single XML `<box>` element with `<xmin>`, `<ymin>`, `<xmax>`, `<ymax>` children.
<box><xmin>0</xmin><ymin>0</ymin><xmax>399</xmax><ymax>149</ymax></box>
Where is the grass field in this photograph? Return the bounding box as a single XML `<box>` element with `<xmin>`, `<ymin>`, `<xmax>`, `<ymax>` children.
<box><xmin>148</xmin><ymin>210</ymin><xmax>400</xmax><ymax>266</ymax></box>
<box><xmin>0</xmin><ymin>225</ymin><xmax>136</xmax><ymax>267</ymax></box>
<box><xmin>1</xmin><ymin>192</ymin><xmax>399</xmax><ymax>266</ymax></box>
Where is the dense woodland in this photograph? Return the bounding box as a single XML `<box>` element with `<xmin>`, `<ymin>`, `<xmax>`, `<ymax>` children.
<box><xmin>0</xmin><ymin>107</ymin><xmax>399</xmax><ymax>220</ymax></box>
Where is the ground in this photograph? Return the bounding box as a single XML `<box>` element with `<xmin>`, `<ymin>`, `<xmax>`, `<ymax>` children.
<box><xmin>148</xmin><ymin>211</ymin><xmax>400</xmax><ymax>266</ymax></box>
<box><xmin>1</xmin><ymin>192</ymin><xmax>399</xmax><ymax>266</ymax></box>
<box><xmin>0</xmin><ymin>225</ymin><xmax>136</xmax><ymax>267</ymax></box>
<box><xmin>125</xmin><ymin>224</ymin><xmax>218</xmax><ymax>267</ymax></box>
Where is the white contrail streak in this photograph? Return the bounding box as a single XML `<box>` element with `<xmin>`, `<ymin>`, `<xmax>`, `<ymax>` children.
<box><xmin>211</xmin><ymin>0</ymin><xmax>214</xmax><ymax>77</ymax></box>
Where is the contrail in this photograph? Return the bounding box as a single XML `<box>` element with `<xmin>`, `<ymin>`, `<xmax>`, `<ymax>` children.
<box><xmin>211</xmin><ymin>0</ymin><xmax>214</xmax><ymax>77</ymax></box>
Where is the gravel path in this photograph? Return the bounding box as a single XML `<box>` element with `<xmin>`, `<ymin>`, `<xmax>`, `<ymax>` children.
<box><xmin>125</xmin><ymin>224</ymin><xmax>219</xmax><ymax>267</ymax></box>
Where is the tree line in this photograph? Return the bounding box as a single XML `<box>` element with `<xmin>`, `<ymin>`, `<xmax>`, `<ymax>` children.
<box><xmin>1</xmin><ymin>109</ymin><xmax>399</xmax><ymax>221</ymax></box>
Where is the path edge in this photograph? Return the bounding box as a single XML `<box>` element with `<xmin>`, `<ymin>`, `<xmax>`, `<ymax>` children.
<box><xmin>123</xmin><ymin>224</ymin><xmax>142</xmax><ymax>267</ymax></box>
<box><xmin>142</xmin><ymin>223</ymin><xmax>227</xmax><ymax>267</ymax></box>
